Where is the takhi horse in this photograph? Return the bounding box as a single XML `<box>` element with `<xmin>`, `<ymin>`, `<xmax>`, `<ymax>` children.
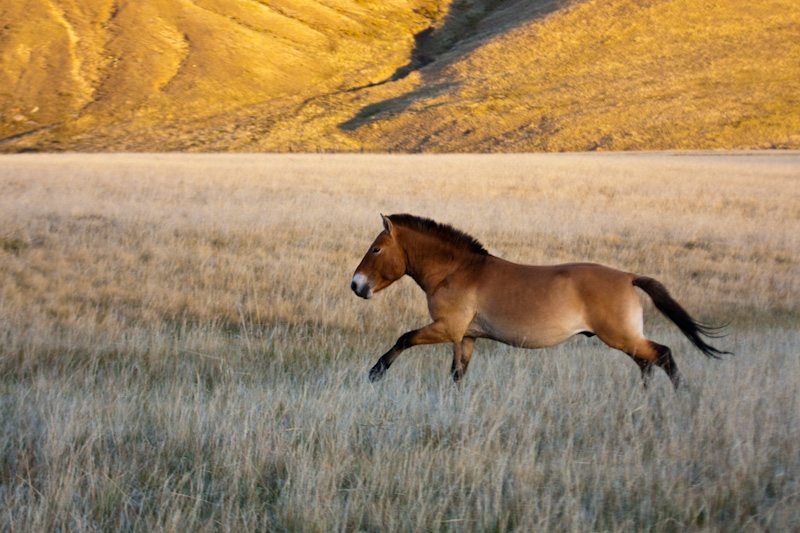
<box><xmin>351</xmin><ymin>214</ymin><xmax>729</xmax><ymax>388</ymax></box>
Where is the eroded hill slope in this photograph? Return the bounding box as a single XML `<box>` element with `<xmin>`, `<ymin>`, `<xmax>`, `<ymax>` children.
<box><xmin>339</xmin><ymin>0</ymin><xmax>800</xmax><ymax>152</ymax></box>
<box><xmin>1</xmin><ymin>0</ymin><xmax>444</xmax><ymax>149</ymax></box>
<box><xmin>1</xmin><ymin>0</ymin><xmax>798</xmax><ymax>152</ymax></box>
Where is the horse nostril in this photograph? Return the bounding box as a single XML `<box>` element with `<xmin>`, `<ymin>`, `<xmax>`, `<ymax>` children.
<box><xmin>351</xmin><ymin>274</ymin><xmax>370</xmax><ymax>298</ymax></box>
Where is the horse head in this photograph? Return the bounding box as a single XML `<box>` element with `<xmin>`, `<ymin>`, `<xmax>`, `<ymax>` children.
<box><xmin>351</xmin><ymin>215</ymin><xmax>407</xmax><ymax>299</ymax></box>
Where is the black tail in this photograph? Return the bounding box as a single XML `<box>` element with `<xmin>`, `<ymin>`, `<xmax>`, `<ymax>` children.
<box><xmin>633</xmin><ymin>276</ymin><xmax>732</xmax><ymax>359</ymax></box>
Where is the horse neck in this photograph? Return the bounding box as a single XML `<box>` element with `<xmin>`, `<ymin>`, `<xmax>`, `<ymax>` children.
<box><xmin>398</xmin><ymin>228</ymin><xmax>471</xmax><ymax>293</ymax></box>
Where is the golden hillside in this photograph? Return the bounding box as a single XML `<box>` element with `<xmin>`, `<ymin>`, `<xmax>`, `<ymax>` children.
<box><xmin>1</xmin><ymin>0</ymin><xmax>798</xmax><ymax>152</ymax></box>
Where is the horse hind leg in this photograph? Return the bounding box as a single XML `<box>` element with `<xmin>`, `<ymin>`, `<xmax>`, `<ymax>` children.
<box><xmin>599</xmin><ymin>330</ymin><xmax>683</xmax><ymax>389</ymax></box>
<box><xmin>651</xmin><ymin>341</ymin><xmax>683</xmax><ymax>389</ymax></box>
<box><xmin>628</xmin><ymin>339</ymin><xmax>683</xmax><ymax>390</ymax></box>
<box><xmin>633</xmin><ymin>357</ymin><xmax>655</xmax><ymax>388</ymax></box>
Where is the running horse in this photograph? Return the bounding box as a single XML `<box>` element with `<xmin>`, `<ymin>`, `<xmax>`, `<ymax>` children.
<box><xmin>351</xmin><ymin>214</ymin><xmax>729</xmax><ymax>388</ymax></box>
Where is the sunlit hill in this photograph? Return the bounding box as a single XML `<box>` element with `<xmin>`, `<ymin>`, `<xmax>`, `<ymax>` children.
<box><xmin>1</xmin><ymin>0</ymin><xmax>798</xmax><ymax>152</ymax></box>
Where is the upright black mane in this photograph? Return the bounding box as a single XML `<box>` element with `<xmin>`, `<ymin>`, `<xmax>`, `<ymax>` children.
<box><xmin>388</xmin><ymin>214</ymin><xmax>489</xmax><ymax>256</ymax></box>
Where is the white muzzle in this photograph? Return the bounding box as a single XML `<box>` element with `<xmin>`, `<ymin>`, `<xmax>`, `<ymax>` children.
<box><xmin>350</xmin><ymin>273</ymin><xmax>372</xmax><ymax>299</ymax></box>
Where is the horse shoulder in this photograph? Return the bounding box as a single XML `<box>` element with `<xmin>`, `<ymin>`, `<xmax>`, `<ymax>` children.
<box><xmin>426</xmin><ymin>255</ymin><xmax>479</xmax><ymax>297</ymax></box>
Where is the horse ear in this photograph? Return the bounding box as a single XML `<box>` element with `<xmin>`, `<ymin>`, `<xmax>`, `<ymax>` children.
<box><xmin>381</xmin><ymin>214</ymin><xmax>393</xmax><ymax>234</ymax></box>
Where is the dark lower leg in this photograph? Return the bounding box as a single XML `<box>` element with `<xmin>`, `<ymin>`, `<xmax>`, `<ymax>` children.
<box><xmin>369</xmin><ymin>322</ymin><xmax>450</xmax><ymax>382</ymax></box>
<box><xmin>369</xmin><ymin>331</ymin><xmax>412</xmax><ymax>381</ymax></box>
<box><xmin>451</xmin><ymin>347</ymin><xmax>464</xmax><ymax>383</ymax></box>
<box><xmin>633</xmin><ymin>357</ymin><xmax>654</xmax><ymax>388</ymax></box>
<box><xmin>451</xmin><ymin>338</ymin><xmax>475</xmax><ymax>383</ymax></box>
<box><xmin>653</xmin><ymin>343</ymin><xmax>683</xmax><ymax>389</ymax></box>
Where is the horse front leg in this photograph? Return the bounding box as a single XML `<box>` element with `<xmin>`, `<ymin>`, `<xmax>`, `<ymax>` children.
<box><xmin>451</xmin><ymin>337</ymin><xmax>475</xmax><ymax>384</ymax></box>
<box><xmin>369</xmin><ymin>321</ymin><xmax>449</xmax><ymax>382</ymax></box>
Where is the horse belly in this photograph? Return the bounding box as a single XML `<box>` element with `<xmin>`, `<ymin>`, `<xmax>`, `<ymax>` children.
<box><xmin>467</xmin><ymin>312</ymin><xmax>586</xmax><ymax>349</ymax></box>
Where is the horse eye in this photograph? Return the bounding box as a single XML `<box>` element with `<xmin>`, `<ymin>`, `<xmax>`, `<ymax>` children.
<box><xmin>372</xmin><ymin>247</ymin><xmax>381</xmax><ymax>254</ymax></box>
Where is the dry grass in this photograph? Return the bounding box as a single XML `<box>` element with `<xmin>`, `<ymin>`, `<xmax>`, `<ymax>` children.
<box><xmin>1</xmin><ymin>153</ymin><xmax>799</xmax><ymax>530</ymax></box>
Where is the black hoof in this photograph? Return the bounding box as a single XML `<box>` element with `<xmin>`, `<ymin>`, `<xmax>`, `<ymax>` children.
<box><xmin>368</xmin><ymin>363</ymin><xmax>386</xmax><ymax>382</ymax></box>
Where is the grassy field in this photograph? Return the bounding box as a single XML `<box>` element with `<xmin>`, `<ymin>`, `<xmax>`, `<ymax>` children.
<box><xmin>1</xmin><ymin>153</ymin><xmax>799</xmax><ymax>530</ymax></box>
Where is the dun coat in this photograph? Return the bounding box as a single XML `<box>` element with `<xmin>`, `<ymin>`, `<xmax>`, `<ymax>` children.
<box><xmin>351</xmin><ymin>214</ymin><xmax>730</xmax><ymax>387</ymax></box>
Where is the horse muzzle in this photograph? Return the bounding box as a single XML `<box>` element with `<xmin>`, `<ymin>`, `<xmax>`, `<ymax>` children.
<box><xmin>350</xmin><ymin>273</ymin><xmax>373</xmax><ymax>299</ymax></box>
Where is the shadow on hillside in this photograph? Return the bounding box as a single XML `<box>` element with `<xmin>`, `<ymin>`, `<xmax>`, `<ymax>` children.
<box><xmin>339</xmin><ymin>83</ymin><xmax>459</xmax><ymax>131</ymax></box>
<box><xmin>337</xmin><ymin>0</ymin><xmax>573</xmax><ymax>134</ymax></box>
